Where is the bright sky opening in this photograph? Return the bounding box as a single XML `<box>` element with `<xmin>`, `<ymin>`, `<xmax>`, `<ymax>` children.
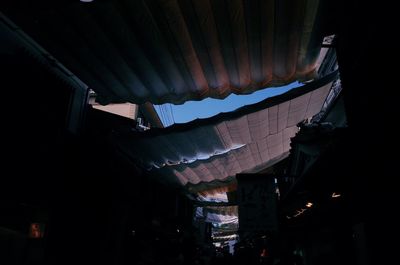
<box><xmin>155</xmin><ymin>82</ymin><xmax>301</xmax><ymax>127</ymax></box>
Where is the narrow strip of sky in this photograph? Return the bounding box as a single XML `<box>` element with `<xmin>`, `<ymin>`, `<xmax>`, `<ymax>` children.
<box><xmin>156</xmin><ymin>82</ymin><xmax>300</xmax><ymax>126</ymax></box>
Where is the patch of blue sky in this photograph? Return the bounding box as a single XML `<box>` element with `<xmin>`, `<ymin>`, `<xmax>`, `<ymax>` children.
<box><xmin>156</xmin><ymin>81</ymin><xmax>301</xmax><ymax>126</ymax></box>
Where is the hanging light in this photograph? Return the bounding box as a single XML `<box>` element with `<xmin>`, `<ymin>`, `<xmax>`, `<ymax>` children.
<box><xmin>306</xmin><ymin>202</ymin><xmax>313</xmax><ymax>208</ymax></box>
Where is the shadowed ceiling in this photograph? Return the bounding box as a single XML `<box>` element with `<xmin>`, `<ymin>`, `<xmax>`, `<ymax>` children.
<box><xmin>1</xmin><ymin>0</ymin><xmax>329</xmax><ymax>105</ymax></box>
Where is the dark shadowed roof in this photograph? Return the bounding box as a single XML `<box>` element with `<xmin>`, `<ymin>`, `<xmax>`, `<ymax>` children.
<box><xmin>2</xmin><ymin>0</ymin><xmax>330</xmax><ymax>104</ymax></box>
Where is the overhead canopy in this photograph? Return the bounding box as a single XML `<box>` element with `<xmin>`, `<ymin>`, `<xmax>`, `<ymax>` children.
<box><xmin>197</xmin><ymin>190</ymin><xmax>229</xmax><ymax>203</ymax></box>
<box><xmin>2</xmin><ymin>0</ymin><xmax>328</xmax><ymax>104</ymax></box>
<box><xmin>197</xmin><ymin>183</ymin><xmax>237</xmax><ymax>198</ymax></box>
<box><xmin>117</xmin><ymin>72</ymin><xmax>337</xmax><ymax>186</ymax></box>
<box><xmin>160</xmin><ymin>148</ymin><xmax>290</xmax><ymax>185</ymax></box>
<box><xmin>196</xmin><ymin>207</ymin><xmax>238</xmax><ymax>224</ymax></box>
<box><xmin>204</xmin><ymin>206</ymin><xmax>238</xmax><ymax>217</ymax></box>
